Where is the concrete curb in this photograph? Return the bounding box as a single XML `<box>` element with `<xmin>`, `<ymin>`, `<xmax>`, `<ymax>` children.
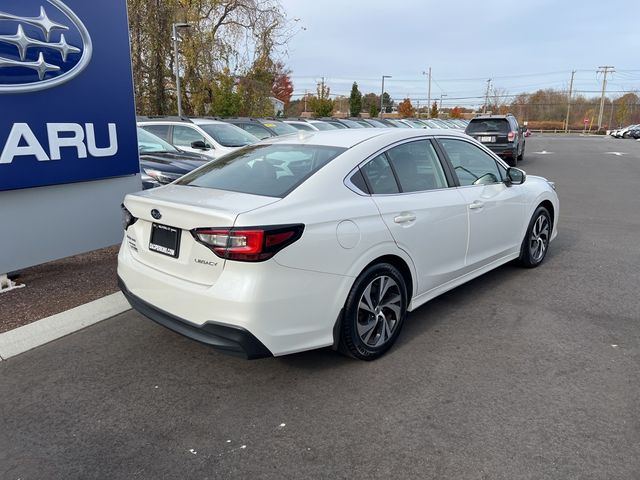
<box><xmin>0</xmin><ymin>292</ymin><xmax>131</xmax><ymax>361</ymax></box>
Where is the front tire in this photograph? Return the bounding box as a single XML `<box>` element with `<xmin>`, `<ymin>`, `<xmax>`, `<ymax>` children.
<box><xmin>339</xmin><ymin>263</ymin><xmax>408</xmax><ymax>360</ymax></box>
<box><xmin>518</xmin><ymin>144</ymin><xmax>525</xmax><ymax>162</ymax></box>
<box><xmin>519</xmin><ymin>206</ymin><xmax>551</xmax><ymax>268</ymax></box>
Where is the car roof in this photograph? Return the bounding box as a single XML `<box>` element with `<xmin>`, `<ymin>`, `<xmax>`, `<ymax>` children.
<box><xmin>262</xmin><ymin>127</ymin><xmax>467</xmax><ymax>148</ymax></box>
<box><xmin>190</xmin><ymin>118</ymin><xmax>229</xmax><ymax>125</ymax></box>
<box><xmin>470</xmin><ymin>115</ymin><xmax>513</xmax><ymax>120</ymax></box>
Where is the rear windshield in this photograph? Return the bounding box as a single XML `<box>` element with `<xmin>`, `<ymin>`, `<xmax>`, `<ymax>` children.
<box><xmin>199</xmin><ymin>123</ymin><xmax>259</xmax><ymax>147</ymax></box>
<box><xmin>176</xmin><ymin>144</ymin><xmax>346</xmax><ymax>198</ymax></box>
<box><xmin>466</xmin><ymin>119</ymin><xmax>509</xmax><ymax>134</ymax></box>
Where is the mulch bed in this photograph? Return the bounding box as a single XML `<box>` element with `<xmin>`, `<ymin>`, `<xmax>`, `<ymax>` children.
<box><xmin>0</xmin><ymin>245</ymin><xmax>120</xmax><ymax>334</ymax></box>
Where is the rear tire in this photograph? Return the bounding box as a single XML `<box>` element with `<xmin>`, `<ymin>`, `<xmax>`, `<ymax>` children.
<box><xmin>517</xmin><ymin>144</ymin><xmax>525</xmax><ymax>162</ymax></box>
<box><xmin>339</xmin><ymin>263</ymin><xmax>408</xmax><ymax>360</ymax></box>
<box><xmin>519</xmin><ymin>206</ymin><xmax>551</xmax><ymax>268</ymax></box>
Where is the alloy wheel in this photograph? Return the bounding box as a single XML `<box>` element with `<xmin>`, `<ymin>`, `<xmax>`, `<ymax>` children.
<box><xmin>356</xmin><ymin>275</ymin><xmax>403</xmax><ymax>347</ymax></box>
<box><xmin>529</xmin><ymin>214</ymin><xmax>550</xmax><ymax>262</ymax></box>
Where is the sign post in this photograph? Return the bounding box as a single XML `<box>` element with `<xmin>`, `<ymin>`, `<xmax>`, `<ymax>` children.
<box><xmin>0</xmin><ymin>0</ymin><xmax>141</xmax><ymax>275</ymax></box>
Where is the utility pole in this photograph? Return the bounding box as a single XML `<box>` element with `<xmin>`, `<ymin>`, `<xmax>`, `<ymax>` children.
<box><xmin>607</xmin><ymin>98</ymin><xmax>614</xmax><ymax>130</ymax></box>
<box><xmin>380</xmin><ymin>75</ymin><xmax>391</xmax><ymax>118</ymax></box>
<box><xmin>483</xmin><ymin>78</ymin><xmax>492</xmax><ymax>114</ymax></box>
<box><xmin>423</xmin><ymin>68</ymin><xmax>432</xmax><ymax>117</ymax></box>
<box><xmin>304</xmin><ymin>89</ymin><xmax>308</xmax><ymax>113</ymax></box>
<box><xmin>564</xmin><ymin>70</ymin><xmax>575</xmax><ymax>133</ymax></box>
<box><xmin>597</xmin><ymin>66</ymin><xmax>615</xmax><ymax>130</ymax></box>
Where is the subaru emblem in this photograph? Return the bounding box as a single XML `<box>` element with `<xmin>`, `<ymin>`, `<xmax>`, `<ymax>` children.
<box><xmin>151</xmin><ymin>209</ymin><xmax>161</xmax><ymax>220</ymax></box>
<box><xmin>0</xmin><ymin>1</ymin><xmax>93</xmax><ymax>94</ymax></box>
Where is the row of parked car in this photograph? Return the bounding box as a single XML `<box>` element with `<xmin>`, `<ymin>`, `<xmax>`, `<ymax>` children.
<box><xmin>609</xmin><ymin>124</ymin><xmax>640</xmax><ymax>139</ymax></box>
<box><xmin>136</xmin><ymin>116</ymin><xmax>472</xmax><ymax>188</ymax></box>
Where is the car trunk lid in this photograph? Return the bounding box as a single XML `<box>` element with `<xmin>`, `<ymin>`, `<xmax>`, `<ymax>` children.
<box><xmin>123</xmin><ymin>185</ymin><xmax>280</xmax><ymax>285</ymax></box>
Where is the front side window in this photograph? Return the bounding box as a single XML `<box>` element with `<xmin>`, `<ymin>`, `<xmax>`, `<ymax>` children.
<box><xmin>173</xmin><ymin>125</ymin><xmax>209</xmax><ymax>148</ymax></box>
<box><xmin>176</xmin><ymin>144</ymin><xmax>346</xmax><ymax>198</ymax></box>
<box><xmin>385</xmin><ymin>140</ymin><xmax>448</xmax><ymax>192</ymax></box>
<box><xmin>439</xmin><ymin>138</ymin><xmax>503</xmax><ymax>187</ymax></box>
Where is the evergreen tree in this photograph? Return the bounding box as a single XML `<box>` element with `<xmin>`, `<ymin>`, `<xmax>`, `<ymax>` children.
<box><xmin>349</xmin><ymin>82</ymin><xmax>363</xmax><ymax>117</ymax></box>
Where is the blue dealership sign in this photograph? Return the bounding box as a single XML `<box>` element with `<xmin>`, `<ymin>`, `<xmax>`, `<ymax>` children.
<box><xmin>0</xmin><ymin>0</ymin><xmax>138</xmax><ymax>191</ymax></box>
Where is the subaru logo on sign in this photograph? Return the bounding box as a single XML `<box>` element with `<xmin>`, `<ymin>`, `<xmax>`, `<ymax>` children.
<box><xmin>151</xmin><ymin>209</ymin><xmax>162</xmax><ymax>220</ymax></box>
<box><xmin>0</xmin><ymin>0</ymin><xmax>92</xmax><ymax>94</ymax></box>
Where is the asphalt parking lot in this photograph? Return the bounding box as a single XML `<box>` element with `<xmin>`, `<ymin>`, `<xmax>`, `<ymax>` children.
<box><xmin>1</xmin><ymin>135</ymin><xmax>639</xmax><ymax>480</ymax></box>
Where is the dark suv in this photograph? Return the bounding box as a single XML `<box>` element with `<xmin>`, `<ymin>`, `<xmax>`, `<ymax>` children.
<box><xmin>465</xmin><ymin>114</ymin><xmax>525</xmax><ymax>166</ymax></box>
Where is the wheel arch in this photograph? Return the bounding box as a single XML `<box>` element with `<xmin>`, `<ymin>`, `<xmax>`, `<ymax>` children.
<box><xmin>332</xmin><ymin>253</ymin><xmax>416</xmax><ymax>350</ymax></box>
<box><xmin>539</xmin><ymin>199</ymin><xmax>555</xmax><ymax>232</ymax></box>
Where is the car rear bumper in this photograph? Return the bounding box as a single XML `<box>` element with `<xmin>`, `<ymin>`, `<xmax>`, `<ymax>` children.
<box><xmin>117</xmin><ymin>239</ymin><xmax>349</xmax><ymax>356</ymax></box>
<box><xmin>484</xmin><ymin>143</ymin><xmax>515</xmax><ymax>157</ymax></box>
<box><xmin>118</xmin><ymin>276</ymin><xmax>272</xmax><ymax>359</ymax></box>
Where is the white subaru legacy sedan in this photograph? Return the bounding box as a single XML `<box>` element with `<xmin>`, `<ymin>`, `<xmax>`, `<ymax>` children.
<box><xmin>118</xmin><ymin>129</ymin><xmax>558</xmax><ymax>360</ymax></box>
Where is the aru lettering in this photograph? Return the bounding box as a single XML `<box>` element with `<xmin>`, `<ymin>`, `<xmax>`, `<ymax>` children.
<box><xmin>0</xmin><ymin>123</ymin><xmax>119</xmax><ymax>164</ymax></box>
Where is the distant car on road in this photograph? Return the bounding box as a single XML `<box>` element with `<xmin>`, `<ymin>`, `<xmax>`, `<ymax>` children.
<box><xmin>119</xmin><ymin>129</ymin><xmax>558</xmax><ymax>360</ymax></box>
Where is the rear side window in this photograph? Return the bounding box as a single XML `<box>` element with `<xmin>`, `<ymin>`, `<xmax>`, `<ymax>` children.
<box><xmin>385</xmin><ymin>140</ymin><xmax>448</xmax><ymax>192</ymax></box>
<box><xmin>141</xmin><ymin>124</ymin><xmax>170</xmax><ymax>141</ymax></box>
<box><xmin>361</xmin><ymin>154</ymin><xmax>400</xmax><ymax>194</ymax></box>
<box><xmin>466</xmin><ymin>119</ymin><xmax>509</xmax><ymax>134</ymax></box>
<box><xmin>176</xmin><ymin>144</ymin><xmax>346</xmax><ymax>198</ymax></box>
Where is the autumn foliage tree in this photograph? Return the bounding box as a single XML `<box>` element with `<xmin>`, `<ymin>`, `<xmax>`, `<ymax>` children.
<box><xmin>272</xmin><ymin>62</ymin><xmax>294</xmax><ymax>109</ymax></box>
<box><xmin>449</xmin><ymin>106</ymin><xmax>463</xmax><ymax>119</ymax></box>
<box><xmin>430</xmin><ymin>101</ymin><xmax>439</xmax><ymax>118</ymax></box>
<box><xmin>397</xmin><ymin>98</ymin><xmax>415</xmax><ymax>118</ymax></box>
<box><xmin>127</xmin><ymin>0</ymin><xmax>295</xmax><ymax>115</ymax></box>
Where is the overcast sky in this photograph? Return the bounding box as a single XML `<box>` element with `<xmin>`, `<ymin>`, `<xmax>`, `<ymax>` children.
<box><xmin>278</xmin><ymin>0</ymin><xmax>640</xmax><ymax>108</ymax></box>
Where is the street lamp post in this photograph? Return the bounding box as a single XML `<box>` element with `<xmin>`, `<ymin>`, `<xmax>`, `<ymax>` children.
<box><xmin>439</xmin><ymin>93</ymin><xmax>448</xmax><ymax>111</ymax></box>
<box><xmin>172</xmin><ymin>22</ymin><xmax>191</xmax><ymax>117</ymax></box>
<box><xmin>380</xmin><ymin>75</ymin><xmax>392</xmax><ymax>118</ymax></box>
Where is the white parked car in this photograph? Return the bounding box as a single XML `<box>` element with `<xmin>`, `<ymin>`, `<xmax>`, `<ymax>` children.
<box><xmin>137</xmin><ymin>117</ymin><xmax>259</xmax><ymax>159</ymax></box>
<box><xmin>119</xmin><ymin>129</ymin><xmax>559</xmax><ymax>360</ymax></box>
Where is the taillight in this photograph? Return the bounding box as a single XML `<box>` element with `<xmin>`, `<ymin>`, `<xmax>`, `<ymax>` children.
<box><xmin>121</xmin><ymin>204</ymin><xmax>137</xmax><ymax>230</ymax></box>
<box><xmin>191</xmin><ymin>224</ymin><xmax>304</xmax><ymax>262</ymax></box>
<box><xmin>508</xmin><ymin>131</ymin><xmax>515</xmax><ymax>142</ymax></box>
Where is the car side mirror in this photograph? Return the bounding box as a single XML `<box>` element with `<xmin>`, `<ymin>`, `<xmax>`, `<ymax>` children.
<box><xmin>191</xmin><ymin>140</ymin><xmax>210</xmax><ymax>150</ymax></box>
<box><xmin>506</xmin><ymin>167</ymin><xmax>526</xmax><ymax>185</ymax></box>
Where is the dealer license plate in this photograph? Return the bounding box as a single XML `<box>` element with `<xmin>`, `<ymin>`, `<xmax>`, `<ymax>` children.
<box><xmin>149</xmin><ymin>223</ymin><xmax>181</xmax><ymax>258</ymax></box>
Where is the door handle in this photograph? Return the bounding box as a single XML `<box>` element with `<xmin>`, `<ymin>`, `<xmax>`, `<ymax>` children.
<box><xmin>469</xmin><ymin>201</ymin><xmax>485</xmax><ymax>210</ymax></box>
<box><xmin>394</xmin><ymin>212</ymin><xmax>416</xmax><ymax>224</ymax></box>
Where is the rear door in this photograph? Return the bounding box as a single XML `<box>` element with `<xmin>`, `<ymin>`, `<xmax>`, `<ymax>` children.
<box><xmin>361</xmin><ymin>139</ymin><xmax>469</xmax><ymax>295</ymax></box>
